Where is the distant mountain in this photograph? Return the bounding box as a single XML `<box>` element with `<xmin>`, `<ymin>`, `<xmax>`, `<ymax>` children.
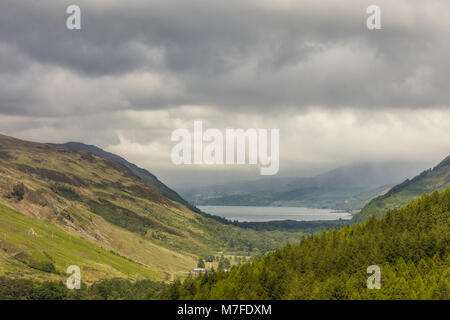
<box><xmin>183</xmin><ymin>162</ymin><xmax>429</xmax><ymax>209</ymax></box>
<box><xmin>51</xmin><ymin>142</ymin><xmax>199</xmax><ymax>212</ymax></box>
<box><xmin>352</xmin><ymin>155</ymin><xmax>450</xmax><ymax>223</ymax></box>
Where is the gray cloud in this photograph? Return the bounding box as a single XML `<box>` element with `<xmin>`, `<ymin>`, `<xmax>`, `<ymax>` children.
<box><xmin>1</xmin><ymin>0</ymin><xmax>450</xmax><ymax>115</ymax></box>
<box><xmin>0</xmin><ymin>0</ymin><xmax>449</xmax><ymax>185</ymax></box>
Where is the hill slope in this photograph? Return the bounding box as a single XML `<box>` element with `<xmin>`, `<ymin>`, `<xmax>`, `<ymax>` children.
<box><xmin>162</xmin><ymin>189</ymin><xmax>450</xmax><ymax>299</ymax></box>
<box><xmin>50</xmin><ymin>142</ymin><xmax>197</xmax><ymax>212</ymax></box>
<box><xmin>0</xmin><ymin>203</ymin><xmax>160</xmax><ymax>283</ymax></box>
<box><xmin>353</xmin><ymin>155</ymin><xmax>450</xmax><ymax>223</ymax></box>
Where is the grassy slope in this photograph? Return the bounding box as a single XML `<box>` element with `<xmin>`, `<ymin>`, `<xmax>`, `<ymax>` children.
<box><xmin>0</xmin><ymin>203</ymin><xmax>159</xmax><ymax>283</ymax></box>
<box><xmin>353</xmin><ymin>156</ymin><xmax>450</xmax><ymax>223</ymax></box>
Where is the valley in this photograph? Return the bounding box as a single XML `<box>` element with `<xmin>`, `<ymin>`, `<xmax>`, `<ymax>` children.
<box><xmin>0</xmin><ymin>133</ymin><xmax>448</xmax><ymax>300</ymax></box>
<box><xmin>0</xmin><ymin>134</ymin><xmax>307</xmax><ymax>284</ymax></box>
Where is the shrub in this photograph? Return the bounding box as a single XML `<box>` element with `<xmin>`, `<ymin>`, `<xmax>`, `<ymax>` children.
<box><xmin>12</xmin><ymin>183</ymin><xmax>25</xmax><ymax>201</ymax></box>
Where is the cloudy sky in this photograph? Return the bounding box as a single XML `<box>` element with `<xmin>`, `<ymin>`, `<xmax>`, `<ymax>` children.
<box><xmin>0</xmin><ymin>0</ymin><xmax>449</xmax><ymax>188</ymax></box>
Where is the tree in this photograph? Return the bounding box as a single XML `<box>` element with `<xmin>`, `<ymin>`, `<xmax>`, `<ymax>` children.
<box><xmin>223</xmin><ymin>258</ymin><xmax>231</xmax><ymax>270</ymax></box>
<box><xmin>160</xmin><ymin>189</ymin><xmax>450</xmax><ymax>300</ymax></box>
<box><xmin>12</xmin><ymin>183</ymin><xmax>25</xmax><ymax>201</ymax></box>
<box><xmin>197</xmin><ymin>258</ymin><xmax>205</xmax><ymax>268</ymax></box>
<box><xmin>218</xmin><ymin>256</ymin><xmax>231</xmax><ymax>270</ymax></box>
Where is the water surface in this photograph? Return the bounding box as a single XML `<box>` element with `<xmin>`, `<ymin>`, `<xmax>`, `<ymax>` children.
<box><xmin>198</xmin><ymin>205</ymin><xmax>351</xmax><ymax>222</ymax></box>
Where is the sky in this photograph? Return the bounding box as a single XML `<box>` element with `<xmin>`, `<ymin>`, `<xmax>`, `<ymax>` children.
<box><xmin>0</xmin><ymin>0</ymin><xmax>449</xmax><ymax>188</ymax></box>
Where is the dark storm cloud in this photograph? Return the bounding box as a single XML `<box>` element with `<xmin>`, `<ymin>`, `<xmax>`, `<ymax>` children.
<box><xmin>1</xmin><ymin>0</ymin><xmax>450</xmax><ymax>187</ymax></box>
<box><xmin>1</xmin><ymin>0</ymin><xmax>450</xmax><ymax>117</ymax></box>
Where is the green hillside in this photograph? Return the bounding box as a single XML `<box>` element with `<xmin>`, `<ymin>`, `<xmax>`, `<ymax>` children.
<box><xmin>0</xmin><ymin>203</ymin><xmax>159</xmax><ymax>283</ymax></box>
<box><xmin>162</xmin><ymin>189</ymin><xmax>450</xmax><ymax>299</ymax></box>
<box><xmin>334</xmin><ymin>184</ymin><xmax>393</xmax><ymax>211</ymax></box>
<box><xmin>353</xmin><ymin>156</ymin><xmax>450</xmax><ymax>223</ymax></box>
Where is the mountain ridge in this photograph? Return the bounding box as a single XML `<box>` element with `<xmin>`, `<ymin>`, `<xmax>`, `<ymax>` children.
<box><xmin>50</xmin><ymin>142</ymin><xmax>199</xmax><ymax>212</ymax></box>
<box><xmin>352</xmin><ymin>154</ymin><xmax>450</xmax><ymax>223</ymax></box>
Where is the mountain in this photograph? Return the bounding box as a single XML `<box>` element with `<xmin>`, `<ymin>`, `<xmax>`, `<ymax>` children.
<box><xmin>333</xmin><ymin>184</ymin><xmax>394</xmax><ymax>211</ymax></box>
<box><xmin>0</xmin><ymin>134</ymin><xmax>305</xmax><ymax>283</ymax></box>
<box><xmin>352</xmin><ymin>155</ymin><xmax>450</xmax><ymax>223</ymax></box>
<box><xmin>50</xmin><ymin>142</ymin><xmax>198</xmax><ymax>212</ymax></box>
<box><xmin>183</xmin><ymin>163</ymin><xmax>428</xmax><ymax>209</ymax></box>
<box><xmin>162</xmin><ymin>189</ymin><xmax>450</xmax><ymax>299</ymax></box>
